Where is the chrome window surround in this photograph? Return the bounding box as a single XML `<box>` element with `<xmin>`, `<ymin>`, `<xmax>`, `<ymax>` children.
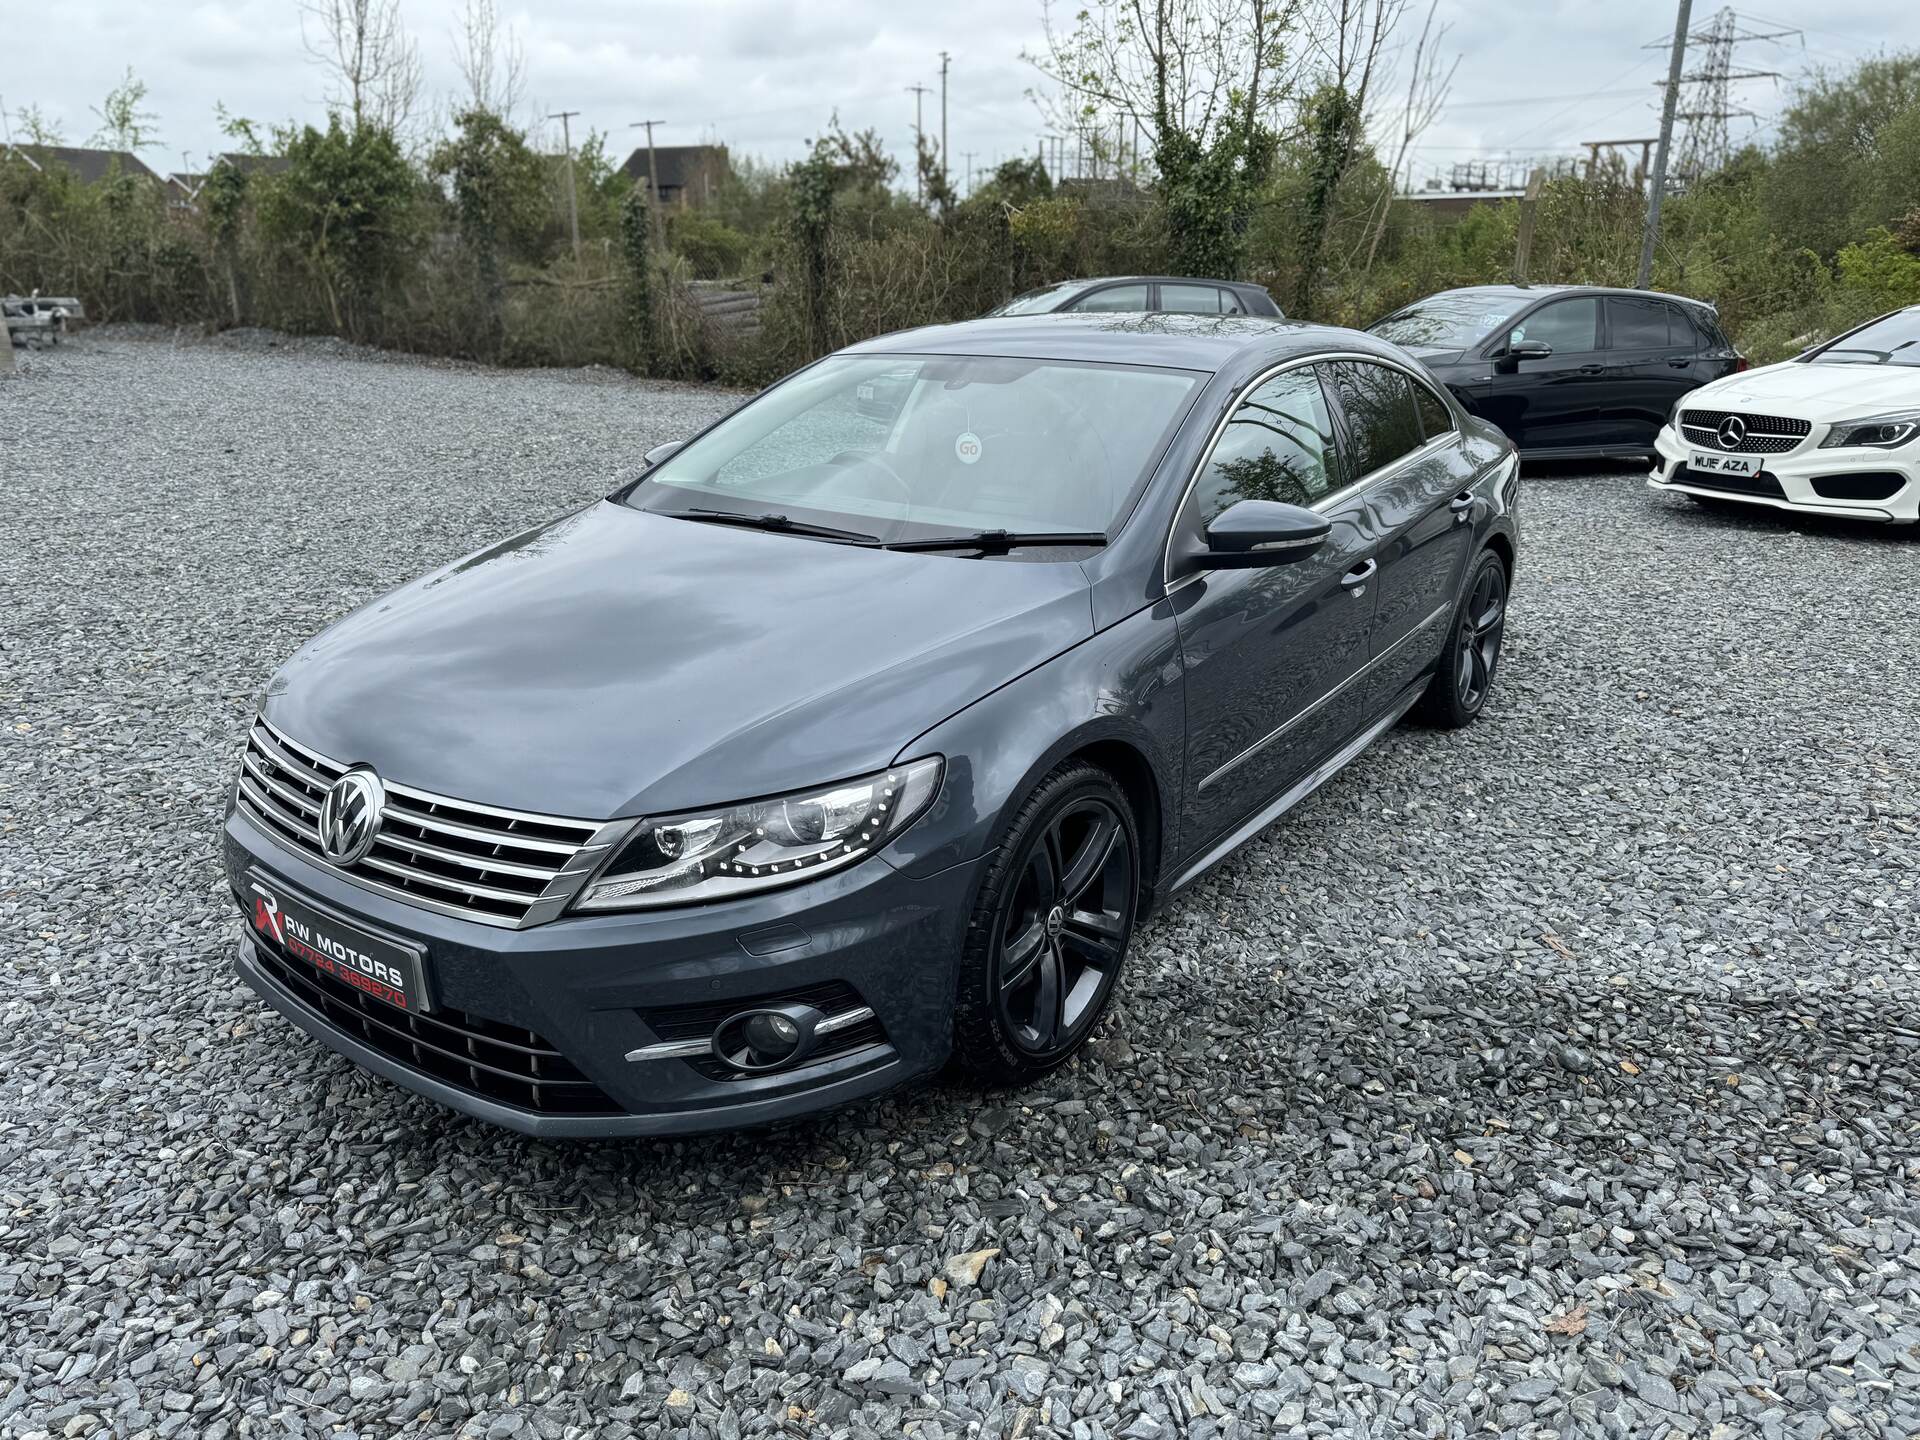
<box><xmin>1160</xmin><ymin>350</ymin><xmax>1462</xmax><ymax>594</ymax></box>
<box><xmin>234</xmin><ymin>716</ymin><xmax>635</xmax><ymax>930</ymax></box>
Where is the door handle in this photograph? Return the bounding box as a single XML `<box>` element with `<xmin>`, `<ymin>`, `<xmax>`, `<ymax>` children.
<box><xmin>1666</xmin><ymin>357</ymin><xmax>1692</xmax><ymax>368</ymax></box>
<box><xmin>1341</xmin><ymin>559</ymin><xmax>1377</xmax><ymax>594</ymax></box>
<box><xmin>1578</xmin><ymin>364</ymin><xmax>1605</xmax><ymax>375</ymax></box>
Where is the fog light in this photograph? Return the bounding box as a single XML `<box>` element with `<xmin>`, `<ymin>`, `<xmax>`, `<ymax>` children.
<box><xmin>746</xmin><ymin>1012</ymin><xmax>799</xmax><ymax>1053</ymax></box>
<box><xmin>713</xmin><ymin>1006</ymin><xmax>822</xmax><ymax>1072</ymax></box>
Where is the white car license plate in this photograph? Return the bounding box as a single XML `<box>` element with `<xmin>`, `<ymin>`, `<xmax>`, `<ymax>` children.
<box><xmin>1688</xmin><ymin>449</ymin><xmax>1761</xmax><ymax>477</ymax></box>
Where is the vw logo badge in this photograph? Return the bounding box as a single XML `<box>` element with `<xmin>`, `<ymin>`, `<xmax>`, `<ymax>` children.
<box><xmin>318</xmin><ymin>770</ymin><xmax>385</xmax><ymax>866</ymax></box>
<box><xmin>1716</xmin><ymin>415</ymin><xmax>1746</xmax><ymax>451</ymax></box>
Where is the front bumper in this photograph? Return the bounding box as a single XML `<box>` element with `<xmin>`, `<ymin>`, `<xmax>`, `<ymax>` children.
<box><xmin>1649</xmin><ymin>425</ymin><xmax>1920</xmax><ymax>523</ymax></box>
<box><xmin>224</xmin><ymin>806</ymin><xmax>979</xmax><ymax>1137</ymax></box>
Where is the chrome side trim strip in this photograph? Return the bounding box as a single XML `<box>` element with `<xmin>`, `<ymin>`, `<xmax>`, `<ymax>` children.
<box><xmin>1170</xmin><ymin>680</ymin><xmax>1430</xmax><ymax>894</ymax></box>
<box><xmin>1195</xmin><ymin>601</ymin><xmax>1450</xmax><ymax>793</ymax></box>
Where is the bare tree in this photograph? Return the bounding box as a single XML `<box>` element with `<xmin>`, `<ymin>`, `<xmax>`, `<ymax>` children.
<box><xmin>1292</xmin><ymin>0</ymin><xmax>1407</xmax><ymax>311</ymax></box>
<box><xmin>1029</xmin><ymin>0</ymin><xmax>1304</xmax><ymax>163</ymax></box>
<box><xmin>453</xmin><ymin>0</ymin><xmax>528</xmax><ymax>119</ymax></box>
<box><xmin>299</xmin><ymin>0</ymin><xmax>423</xmax><ymax>133</ymax></box>
<box><xmin>1361</xmin><ymin>0</ymin><xmax>1457</xmax><ymax>275</ymax></box>
<box><xmin>89</xmin><ymin>68</ymin><xmax>161</xmax><ymax>152</ymax></box>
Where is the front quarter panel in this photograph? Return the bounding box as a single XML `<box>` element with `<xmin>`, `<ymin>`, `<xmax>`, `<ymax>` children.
<box><xmin>882</xmin><ymin>598</ymin><xmax>1188</xmax><ymax>898</ymax></box>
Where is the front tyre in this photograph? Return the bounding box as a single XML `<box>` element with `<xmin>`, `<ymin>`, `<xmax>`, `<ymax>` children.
<box><xmin>951</xmin><ymin>762</ymin><xmax>1139</xmax><ymax>1085</ymax></box>
<box><xmin>1414</xmin><ymin>550</ymin><xmax>1509</xmax><ymax>729</ymax></box>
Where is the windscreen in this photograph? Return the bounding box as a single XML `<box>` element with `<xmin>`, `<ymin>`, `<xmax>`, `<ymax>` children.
<box><xmin>988</xmin><ymin>282</ymin><xmax>1082</xmax><ymax>316</ymax></box>
<box><xmin>1806</xmin><ymin>308</ymin><xmax>1920</xmax><ymax>367</ymax></box>
<box><xmin>1370</xmin><ymin>294</ymin><xmax>1521</xmax><ymax>352</ymax></box>
<box><xmin>626</xmin><ymin>353</ymin><xmax>1203</xmax><ymax>540</ymax></box>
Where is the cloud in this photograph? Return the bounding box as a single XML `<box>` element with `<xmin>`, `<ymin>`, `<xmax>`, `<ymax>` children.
<box><xmin>6</xmin><ymin>0</ymin><xmax>1883</xmax><ymax>187</ymax></box>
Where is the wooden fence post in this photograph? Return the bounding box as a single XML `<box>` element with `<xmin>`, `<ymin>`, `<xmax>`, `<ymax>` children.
<box><xmin>1513</xmin><ymin>168</ymin><xmax>1547</xmax><ymax>285</ymax></box>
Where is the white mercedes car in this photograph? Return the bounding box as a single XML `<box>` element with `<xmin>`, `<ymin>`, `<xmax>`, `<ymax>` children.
<box><xmin>1649</xmin><ymin>303</ymin><xmax>1920</xmax><ymax>524</ymax></box>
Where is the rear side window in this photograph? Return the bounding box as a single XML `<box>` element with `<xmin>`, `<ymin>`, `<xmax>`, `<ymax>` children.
<box><xmin>1220</xmin><ymin>289</ymin><xmax>1249</xmax><ymax>315</ymax></box>
<box><xmin>1160</xmin><ymin>283</ymin><xmax>1224</xmax><ymax>314</ymax></box>
<box><xmin>1510</xmin><ymin>297</ymin><xmax>1599</xmax><ymax>353</ymax></box>
<box><xmin>1678</xmin><ymin>306</ymin><xmax>1725</xmax><ymax>351</ymax></box>
<box><xmin>1607</xmin><ymin>296</ymin><xmax>1679</xmax><ymax>350</ymax></box>
<box><xmin>1071</xmin><ymin>284</ymin><xmax>1150</xmax><ymax>313</ymax></box>
<box><xmin>1187</xmin><ymin>368</ymin><xmax>1340</xmax><ymax>522</ymax></box>
<box><xmin>1411</xmin><ymin>378</ymin><xmax>1454</xmax><ymax>438</ymax></box>
<box><xmin>1327</xmin><ymin>361</ymin><xmax>1425</xmax><ymax>477</ymax></box>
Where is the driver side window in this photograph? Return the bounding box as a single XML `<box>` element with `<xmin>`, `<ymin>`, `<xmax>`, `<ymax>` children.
<box><xmin>1507</xmin><ymin>297</ymin><xmax>1599</xmax><ymax>354</ymax></box>
<box><xmin>1185</xmin><ymin>367</ymin><xmax>1339</xmax><ymax>528</ymax></box>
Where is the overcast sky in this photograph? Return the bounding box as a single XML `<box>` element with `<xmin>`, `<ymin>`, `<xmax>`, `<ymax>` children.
<box><xmin>4</xmin><ymin>1</ymin><xmax>1902</xmax><ymax>191</ymax></box>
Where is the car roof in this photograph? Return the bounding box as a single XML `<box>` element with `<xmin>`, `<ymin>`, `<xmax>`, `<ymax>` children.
<box><xmin>845</xmin><ymin>313</ymin><xmax>1394</xmax><ymax>372</ymax></box>
<box><xmin>1416</xmin><ymin>283</ymin><xmax>1717</xmax><ymax>313</ymax></box>
<box><xmin>1067</xmin><ymin>275</ymin><xmax>1270</xmax><ymax>294</ymax></box>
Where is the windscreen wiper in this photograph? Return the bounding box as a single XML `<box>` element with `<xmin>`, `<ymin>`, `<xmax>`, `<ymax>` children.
<box><xmin>677</xmin><ymin>508</ymin><xmax>880</xmax><ymax>544</ymax></box>
<box><xmin>885</xmin><ymin>530</ymin><xmax>1109</xmax><ymax>553</ymax></box>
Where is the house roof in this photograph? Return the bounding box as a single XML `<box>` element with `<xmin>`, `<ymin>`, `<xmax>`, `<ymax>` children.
<box><xmin>617</xmin><ymin>144</ymin><xmax>730</xmax><ymax>190</ymax></box>
<box><xmin>5</xmin><ymin>144</ymin><xmax>163</xmax><ymax>185</ymax></box>
<box><xmin>211</xmin><ymin>152</ymin><xmax>291</xmax><ymax>178</ymax></box>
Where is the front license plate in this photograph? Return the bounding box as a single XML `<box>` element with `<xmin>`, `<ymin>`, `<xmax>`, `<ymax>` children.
<box><xmin>1688</xmin><ymin>449</ymin><xmax>1761</xmax><ymax>477</ymax></box>
<box><xmin>246</xmin><ymin>874</ymin><xmax>431</xmax><ymax>1013</ymax></box>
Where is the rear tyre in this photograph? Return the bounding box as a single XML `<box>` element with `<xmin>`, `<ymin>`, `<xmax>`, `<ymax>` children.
<box><xmin>951</xmin><ymin>761</ymin><xmax>1139</xmax><ymax>1085</ymax></box>
<box><xmin>1413</xmin><ymin>550</ymin><xmax>1509</xmax><ymax>730</ymax></box>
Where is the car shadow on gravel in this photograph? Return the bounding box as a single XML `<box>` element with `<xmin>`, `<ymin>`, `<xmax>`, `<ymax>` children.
<box><xmin>301</xmin><ymin>953</ymin><xmax>1917</xmax><ymax>1235</ymax></box>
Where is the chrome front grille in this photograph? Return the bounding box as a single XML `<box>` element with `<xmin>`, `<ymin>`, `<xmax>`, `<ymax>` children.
<box><xmin>1680</xmin><ymin>408</ymin><xmax>1812</xmax><ymax>455</ymax></box>
<box><xmin>234</xmin><ymin>717</ymin><xmax>627</xmax><ymax>928</ymax></box>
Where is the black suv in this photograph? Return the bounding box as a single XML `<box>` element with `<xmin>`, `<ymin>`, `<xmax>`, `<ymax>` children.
<box><xmin>1370</xmin><ymin>284</ymin><xmax>1745</xmax><ymax>459</ymax></box>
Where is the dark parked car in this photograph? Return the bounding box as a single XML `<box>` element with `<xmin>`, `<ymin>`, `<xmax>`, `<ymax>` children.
<box><xmin>1369</xmin><ymin>284</ymin><xmax>1744</xmax><ymax>459</ymax></box>
<box><xmin>225</xmin><ymin>314</ymin><xmax>1519</xmax><ymax>1136</ymax></box>
<box><xmin>991</xmin><ymin>275</ymin><xmax>1283</xmax><ymax>319</ymax></box>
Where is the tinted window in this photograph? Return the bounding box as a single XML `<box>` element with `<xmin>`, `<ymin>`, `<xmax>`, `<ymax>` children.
<box><xmin>1071</xmin><ymin>283</ymin><xmax>1151</xmax><ymax>313</ymax></box>
<box><xmin>1372</xmin><ymin>292</ymin><xmax>1522</xmax><ymax>351</ymax></box>
<box><xmin>1160</xmin><ymin>283</ymin><xmax>1223</xmax><ymax>314</ymax></box>
<box><xmin>1412</xmin><ymin>378</ymin><xmax>1454</xmax><ymax>438</ymax></box>
<box><xmin>1327</xmin><ymin>361</ymin><xmax>1425</xmax><ymax>477</ymax></box>
<box><xmin>1606</xmin><ymin>296</ymin><xmax>1676</xmax><ymax>349</ymax></box>
<box><xmin>1509</xmin><ymin>297</ymin><xmax>1599</xmax><ymax>354</ymax></box>
<box><xmin>1188</xmin><ymin>368</ymin><xmax>1339</xmax><ymax>524</ymax></box>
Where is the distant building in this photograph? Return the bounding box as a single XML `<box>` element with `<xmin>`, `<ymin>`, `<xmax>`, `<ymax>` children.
<box><xmin>208</xmin><ymin>152</ymin><xmax>291</xmax><ymax>181</ymax></box>
<box><xmin>3</xmin><ymin>144</ymin><xmax>164</xmax><ymax>185</ymax></box>
<box><xmin>618</xmin><ymin>144</ymin><xmax>730</xmax><ymax>207</ymax></box>
<box><xmin>1401</xmin><ymin>189</ymin><xmax>1528</xmax><ymax>221</ymax></box>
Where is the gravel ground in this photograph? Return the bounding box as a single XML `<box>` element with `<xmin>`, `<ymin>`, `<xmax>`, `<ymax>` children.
<box><xmin>4</xmin><ymin>330</ymin><xmax>1918</xmax><ymax>1440</ymax></box>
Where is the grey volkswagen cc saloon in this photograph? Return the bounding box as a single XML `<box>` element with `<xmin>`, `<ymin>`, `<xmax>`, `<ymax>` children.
<box><xmin>225</xmin><ymin>314</ymin><xmax>1520</xmax><ymax>1136</ymax></box>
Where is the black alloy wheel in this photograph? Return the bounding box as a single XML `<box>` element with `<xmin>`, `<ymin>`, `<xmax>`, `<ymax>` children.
<box><xmin>1414</xmin><ymin>550</ymin><xmax>1509</xmax><ymax>729</ymax></box>
<box><xmin>952</xmin><ymin>762</ymin><xmax>1139</xmax><ymax>1082</ymax></box>
<box><xmin>1454</xmin><ymin>560</ymin><xmax>1507</xmax><ymax>712</ymax></box>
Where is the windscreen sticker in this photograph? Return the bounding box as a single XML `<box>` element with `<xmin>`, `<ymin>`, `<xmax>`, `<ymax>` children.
<box><xmin>954</xmin><ymin>431</ymin><xmax>982</xmax><ymax>465</ymax></box>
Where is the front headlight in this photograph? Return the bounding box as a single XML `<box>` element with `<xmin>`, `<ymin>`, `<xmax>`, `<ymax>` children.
<box><xmin>1819</xmin><ymin>411</ymin><xmax>1920</xmax><ymax>449</ymax></box>
<box><xmin>574</xmin><ymin>757</ymin><xmax>943</xmax><ymax>911</ymax></box>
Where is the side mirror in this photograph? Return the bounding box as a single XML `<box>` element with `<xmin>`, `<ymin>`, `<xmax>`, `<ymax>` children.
<box><xmin>1496</xmin><ymin>338</ymin><xmax>1552</xmax><ymax>372</ymax></box>
<box><xmin>644</xmin><ymin>440</ymin><xmax>686</xmax><ymax>467</ymax></box>
<box><xmin>1176</xmin><ymin>500</ymin><xmax>1330</xmax><ymax>575</ymax></box>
